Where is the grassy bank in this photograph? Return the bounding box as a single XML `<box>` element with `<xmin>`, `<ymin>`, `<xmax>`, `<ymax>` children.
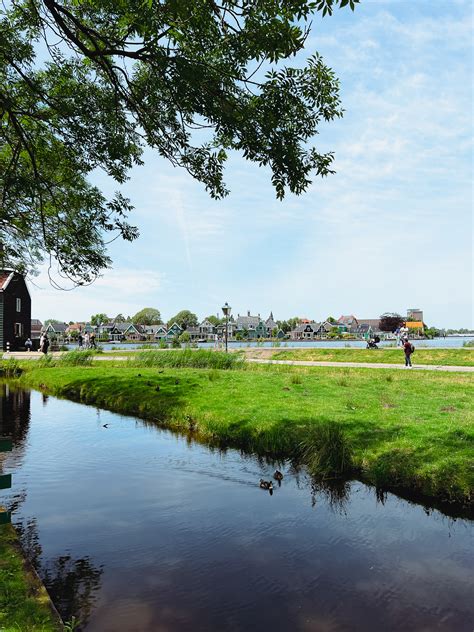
<box><xmin>0</xmin><ymin>522</ymin><xmax>62</xmax><ymax>631</ymax></box>
<box><xmin>247</xmin><ymin>347</ymin><xmax>474</xmax><ymax>366</ymax></box>
<box><xmin>13</xmin><ymin>361</ymin><xmax>474</xmax><ymax>510</ymax></box>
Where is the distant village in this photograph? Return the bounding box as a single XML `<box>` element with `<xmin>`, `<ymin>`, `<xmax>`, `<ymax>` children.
<box><xmin>34</xmin><ymin>308</ymin><xmax>427</xmax><ymax>345</ymax></box>
<box><xmin>0</xmin><ymin>269</ymin><xmax>455</xmax><ymax>352</ymax></box>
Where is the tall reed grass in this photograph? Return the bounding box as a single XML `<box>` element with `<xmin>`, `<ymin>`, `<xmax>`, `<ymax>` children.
<box><xmin>37</xmin><ymin>350</ymin><xmax>96</xmax><ymax>367</ymax></box>
<box><xmin>127</xmin><ymin>349</ymin><xmax>245</xmax><ymax>370</ymax></box>
<box><xmin>297</xmin><ymin>423</ymin><xmax>353</xmax><ymax>477</ymax></box>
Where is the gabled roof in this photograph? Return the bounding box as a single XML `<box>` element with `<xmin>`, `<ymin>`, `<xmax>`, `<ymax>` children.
<box><xmin>338</xmin><ymin>315</ymin><xmax>358</xmax><ymax>325</ymax></box>
<box><xmin>236</xmin><ymin>315</ymin><xmax>260</xmax><ymax>327</ymax></box>
<box><xmin>123</xmin><ymin>323</ymin><xmax>145</xmax><ymax>334</ymax></box>
<box><xmin>320</xmin><ymin>321</ymin><xmax>336</xmax><ymax>331</ymax></box>
<box><xmin>31</xmin><ymin>319</ymin><xmax>43</xmax><ymax>327</ymax></box>
<box><xmin>144</xmin><ymin>325</ymin><xmax>163</xmax><ymax>333</ymax></box>
<box><xmin>45</xmin><ymin>322</ymin><xmax>67</xmax><ymax>333</ymax></box>
<box><xmin>199</xmin><ymin>319</ymin><xmax>215</xmax><ymax>328</ymax></box>
<box><xmin>293</xmin><ymin>321</ymin><xmax>321</xmax><ymax>333</ymax></box>
<box><xmin>357</xmin><ymin>319</ymin><xmax>380</xmax><ymax>329</ymax></box>
<box><xmin>0</xmin><ymin>270</ymin><xmax>14</xmax><ymax>290</ymax></box>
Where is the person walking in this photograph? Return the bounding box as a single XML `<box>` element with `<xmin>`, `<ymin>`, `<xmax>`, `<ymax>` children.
<box><xmin>403</xmin><ymin>338</ymin><xmax>414</xmax><ymax>368</ymax></box>
<box><xmin>84</xmin><ymin>332</ymin><xmax>90</xmax><ymax>348</ymax></box>
<box><xmin>42</xmin><ymin>335</ymin><xmax>50</xmax><ymax>355</ymax></box>
<box><xmin>90</xmin><ymin>331</ymin><xmax>97</xmax><ymax>349</ymax></box>
<box><xmin>78</xmin><ymin>333</ymin><xmax>83</xmax><ymax>348</ymax></box>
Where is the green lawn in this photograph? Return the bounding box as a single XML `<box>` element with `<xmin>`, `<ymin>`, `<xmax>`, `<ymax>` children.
<box><xmin>99</xmin><ymin>347</ymin><xmax>474</xmax><ymax>366</ymax></box>
<box><xmin>262</xmin><ymin>347</ymin><xmax>474</xmax><ymax>366</ymax></box>
<box><xmin>0</xmin><ymin>523</ymin><xmax>61</xmax><ymax>631</ymax></box>
<box><xmin>14</xmin><ymin>362</ymin><xmax>474</xmax><ymax>508</ymax></box>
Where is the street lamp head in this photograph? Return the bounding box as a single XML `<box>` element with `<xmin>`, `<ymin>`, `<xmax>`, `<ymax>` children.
<box><xmin>221</xmin><ymin>302</ymin><xmax>231</xmax><ymax>317</ymax></box>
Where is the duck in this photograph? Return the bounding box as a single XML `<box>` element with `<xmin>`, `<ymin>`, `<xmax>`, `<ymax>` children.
<box><xmin>273</xmin><ymin>470</ymin><xmax>284</xmax><ymax>481</ymax></box>
<box><xmin>259</xmin><ymin>479</ymin><xmax>273</xmax><ymax>490</ymax></box>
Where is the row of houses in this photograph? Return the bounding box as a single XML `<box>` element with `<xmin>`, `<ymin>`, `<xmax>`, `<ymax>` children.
<box><xmin>290</xmin><ymin>313</ymin><xmax>426</xmax><ymax>341</ymax></box>
<box><xmin>0</xmin><ymin>269</ymin><xmax>427</xmax><ymax>349</ymax></box>
<box><xmin>289</xmin><ymin>316</ymin><xmax>379</xmax><ymax>341</ymax></box>
<box><xmin>39</xmin><ymin>311</ymin><xmax>285</xmax><ymax>343</ymax></box>
<box><xmin>42</xmin><ymin>311</ymin><xmax>426</xmax><ymax>344</ymax></box>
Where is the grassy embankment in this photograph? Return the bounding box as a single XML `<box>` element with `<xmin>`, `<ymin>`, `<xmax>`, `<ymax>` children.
<box><xmin>94</xmin><ymin>347</ymin><xmax>474</xmax><ymax>367</ymax></box>
<box><xmin>0</xmin><ymin>523</ymin><xmax>62</xmax><ymax>631</ymax></box>
<box><xmin>9</xmin><ymin>349</ymin><xmax>473</xmax><ymax>509</ymax></box>
<box><xmin>245</xmin><ymin>347</ymin><xmax>474</xmax><ymax>366</ymax></box>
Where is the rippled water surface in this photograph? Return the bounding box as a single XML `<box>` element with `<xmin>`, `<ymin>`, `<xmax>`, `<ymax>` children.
<box><xmin>0</xmin><ymin>385</ymin><xmax>473</xmax><ymax>631</ymax></box>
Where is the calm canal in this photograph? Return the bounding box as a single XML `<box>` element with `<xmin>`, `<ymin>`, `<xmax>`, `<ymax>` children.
<box><xmin>0</xmin><ymin>384</ymin><xmax>473</xmax><ymax>631</ymax></box>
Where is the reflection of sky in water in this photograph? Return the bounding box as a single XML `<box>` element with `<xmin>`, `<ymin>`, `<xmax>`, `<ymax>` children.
<box><xmin>1</xmin><ymin>387</ymin><xmax>473</xmax><ymax>631</ymax></box>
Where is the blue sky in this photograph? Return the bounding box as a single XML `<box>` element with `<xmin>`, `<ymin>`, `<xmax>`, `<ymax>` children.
<box><xmin>30</xmin><ymin>0</ymin><xmax>473</xmax><ymax>328</ymax></box>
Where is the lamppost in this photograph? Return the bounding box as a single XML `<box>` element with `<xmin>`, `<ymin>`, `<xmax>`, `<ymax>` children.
<box><xmin>221</xmin><ymin>302</ymin><xmax>231</xmax><ymax>353</ymax></box>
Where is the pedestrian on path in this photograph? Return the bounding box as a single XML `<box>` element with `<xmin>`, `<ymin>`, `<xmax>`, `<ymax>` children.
<box><xmin>403</xmin><ymin>339</ymin><xmax>414</xmax><ymax>368</ymax></box>
<box><xmin>41</xmin><ymin>335</ymin><xmax>50</xmax><ymax>355</ymax></box>
<box><xmin>25</xmin><ymin>337</ymin><xmax>33</xmax><ymax>352</ymax></box>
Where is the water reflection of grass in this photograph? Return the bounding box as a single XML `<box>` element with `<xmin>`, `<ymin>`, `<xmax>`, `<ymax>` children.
<box><xmin>14</xmin><ymin>364</ymin><xmax>474</xmax><ymax>509</ymax></box>
<box><xmin>0</xmin><ymin>522</ymin><xmax>62</xmax><ymax>630</ymax></box>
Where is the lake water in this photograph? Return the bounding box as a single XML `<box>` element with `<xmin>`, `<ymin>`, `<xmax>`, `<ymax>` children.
<box><xmin>1</xmin><ymin>385</ymin><xmax>473</xmax><ymax>631</ymax></box>
<box><xmin>70</xmin><ymin>336</ymin><xmax>474</xmax><ymax>351</ymax></box>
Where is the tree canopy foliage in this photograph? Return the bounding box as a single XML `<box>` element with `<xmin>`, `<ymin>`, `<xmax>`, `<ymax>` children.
<box><xmin>0</xmin><ymin>0</ymin><xmax>358</xmax><ymax>285</ymax></box>
<box><xmin>205</xmin><ymin>315</ymin><xmax>223</xmax><ymax>327</ymax></box>
<box><xmin>168</xmin><ymin>310</ymin><xmax>198</xmax><ymax>330</ymax></box>
<box><xmin>379</xmin><ymin>313</ymin><xmax>405</xmax><ymax>332</ymax></box>
<box><xmin>131</xmin><ymin>307</ymin><xmax>162</xmax><ymax>325</ymax></box>
<box><xmin>90</xmin><ymin>312</ymin><xmax>108</xmax><ymax>326</ymax></box>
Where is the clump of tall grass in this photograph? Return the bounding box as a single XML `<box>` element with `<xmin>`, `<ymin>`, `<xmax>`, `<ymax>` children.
<box><xmin>128</xmin><ymin>349</ymin><xmax>245</xmax><ymax>370</ymax></box>
<box><xmin>0</xmin><ymin>358</ymin><xmax>22</xmax><ymax>377</ymax></box>
<box><xmin>36</xmin><ymin>353</ymin><xmax>55</xmax><ymax>367</ymax></box>
<box><xmin>208</xmin><ymin>369</ymin><xmax>221</xmax><ymax>381</ymax></box>
<box><xmin>297</xmin><ymin>423</ymin><xmax>353</xmax><ymax>478</ymax></box>
<box><xmin>462</xmin><ymin>339</ymin><xmax>474</xmax><ymax>347</ymax></box>
<box><xmin>290</xmin><ymin>373</ymin><xmax>302</xmax><ymax>385</ymax></box>
<box><xmin>57</xmin><ymin>350</ymin><xmax>96</xmax><ymax>366</ymax></box>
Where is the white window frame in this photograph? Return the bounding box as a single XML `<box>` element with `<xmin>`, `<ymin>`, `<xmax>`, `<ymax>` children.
<box><xmin>16</xmin><ymin>298</ymin><xmax>21</xmax><ymax>312</ymax></box>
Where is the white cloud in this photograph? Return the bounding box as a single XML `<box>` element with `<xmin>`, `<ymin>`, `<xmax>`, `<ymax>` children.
<box><xmin>28</xmin><ymin>266</ymin><xmax>166</xmax><ymax>322</ymax></box>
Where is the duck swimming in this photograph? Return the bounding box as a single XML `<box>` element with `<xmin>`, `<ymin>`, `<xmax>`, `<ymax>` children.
<box><xmin>259</xmin><ymin>479</ymin><xmax>273</xmax><ymax>490</ymax></box>
<box><xmin>273</xmin><ymin>470</ymin><xmax>284</xmax><ymax>481</ymax></box>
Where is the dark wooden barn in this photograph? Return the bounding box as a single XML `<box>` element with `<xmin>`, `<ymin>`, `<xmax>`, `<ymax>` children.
<box><xmin>0</xmin><ymin>270</ymin><xmax>31</xmax><ymax>351</ymax></box>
